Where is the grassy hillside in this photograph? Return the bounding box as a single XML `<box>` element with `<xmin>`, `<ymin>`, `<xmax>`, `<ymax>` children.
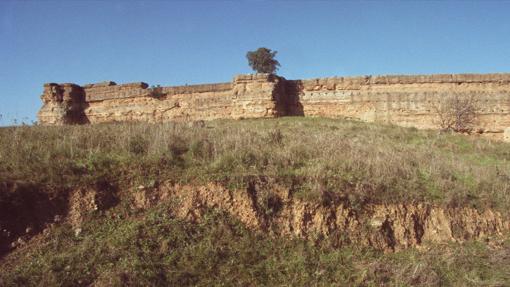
<box><xmin>1</xmin><ymin>117</ymin><xmax>509</xmax><ymax>211</ymax></box>
<box><xmin>0</xmin><ymin>117</ymin><xmax>509</xmax><ymax>286</ymax></box>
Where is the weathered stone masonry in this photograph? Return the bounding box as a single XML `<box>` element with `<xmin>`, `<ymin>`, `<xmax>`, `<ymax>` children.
<box><xmin>38</xmin><ymin>74</ymin><xmax>285</xmax><ymax>125</ymax></box>
<box><xmin>38</xmin><ymin>73</ymin><xmax>510</xmax><ymax>141</ymax></box>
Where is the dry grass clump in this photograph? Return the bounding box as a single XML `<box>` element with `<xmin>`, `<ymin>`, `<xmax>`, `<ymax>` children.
<box><xmin>1</xmin><ymin>117</ymin><xmax>509</xmax><ymax>212</ymax></box>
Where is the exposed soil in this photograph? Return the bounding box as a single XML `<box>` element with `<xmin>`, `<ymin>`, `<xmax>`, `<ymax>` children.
<box><xmin>134</xmin><ymin>181</ymin><xmax>509</xmax><ymax>252</ymax></box>
<box><xmin>1</xmin><ymin>180</ymin><xmax>508</xmax><ymax>257</ymax></box>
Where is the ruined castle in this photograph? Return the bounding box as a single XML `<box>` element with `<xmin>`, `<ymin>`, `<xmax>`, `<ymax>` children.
<box><xmin>38</xmin><ymin>73</ymin><xmax>510</xmax><ymax>141</ymax></box>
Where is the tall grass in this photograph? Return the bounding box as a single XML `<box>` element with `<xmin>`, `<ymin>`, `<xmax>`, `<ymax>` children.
<box><xmin>1</xmin><ymin>117</ymin><xmax>509</xmax><ymax>212</ymax></box>
<box><xmin>1</xmin><ymin>117</ymin><xmax>510</xmax><ymax>286</ymax></box>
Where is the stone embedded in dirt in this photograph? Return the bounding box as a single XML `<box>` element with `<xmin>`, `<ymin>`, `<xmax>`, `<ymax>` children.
<box><xmin>16</xmin><ymin>238</ymin><xmax>25</xmax><ymax>247</ymax></box>
<box><xmin>504</xmin><ymin>127</ymin><xmax>510</xmax><ymax>142</ymax></box>
<box><xmin>25</xmin><ymin>227</ymin><xmax>32</xmax><ymax>234</ymax></box>
<box><xmin>53</xmin><ymin>215</ymin><xmax>62</xmax><ymax>223</ymax></box>
<box><xmin>68</xmin><ymin>187</ymin><xmax>117</xmax><ymax>230</ymax></box>
<box><xmin>133</xmin><ymin>186</ymin><xmax>170</xmax><ymax>210</ymax></box>
<box><xmin>43</xmin><ymin>228</ymin><xmax>51</xmax><ymax>236</ymax></box>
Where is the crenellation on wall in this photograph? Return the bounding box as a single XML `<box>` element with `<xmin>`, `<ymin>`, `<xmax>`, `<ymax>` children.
<box><xmin>83</xmin><ymin>82</ymin><xmax>150</xmax><ymax>102</ymax></box>
<box><xmin>233</xmin><ymin>73</ymin><xmax>276</xmax><ymax>83</ymax></box>
<box><xmin>82</xmin><ymin>81</ymin><xmax>117</xmax><ymax>88</ymax></box>
<box><xmin>120</xmin><ymin>82</ymin><xmax>149</xmax><ymax>89</ymax></box>
<box><xmin>161</xmin><ymin>82</ymin><xmax>232</xmax><ymax>95</ymax></box>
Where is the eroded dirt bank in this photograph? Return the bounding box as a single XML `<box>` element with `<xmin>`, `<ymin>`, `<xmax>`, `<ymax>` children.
<box><xmin>133</xmin><ymin>182</ymin><xmax>509</xmax><ymax>252</ymax></box>
<box><xmin>1</xmin><ymin>181</ymin><xmax>508</xmax><ymax>257</ymax></box>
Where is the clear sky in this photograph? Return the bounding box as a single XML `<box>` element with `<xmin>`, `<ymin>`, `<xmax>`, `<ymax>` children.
<box><xmin>1</xmin><ymin>0</ymin><xmax>509</xmax><ymax>125</ymax></box>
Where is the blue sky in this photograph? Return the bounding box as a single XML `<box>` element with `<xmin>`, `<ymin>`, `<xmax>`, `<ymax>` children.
<box><xmin>1</xmin><ymin>0</ymin><xmax>509</xmax><ymax>125</ymax></box>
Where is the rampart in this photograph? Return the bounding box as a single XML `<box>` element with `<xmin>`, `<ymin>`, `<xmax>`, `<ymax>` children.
<box><xmin>38</xmin><ymin>74</ymin><xmax>285</xmax><ymax>125</ymax></box>
<box><xmin>38</xmin><ymin>73</ymin><xmax>510</xmax><ymax>141</ymax></box>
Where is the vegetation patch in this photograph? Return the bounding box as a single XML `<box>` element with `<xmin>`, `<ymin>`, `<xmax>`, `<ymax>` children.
<box><xmin>1</xmin><ymin>117</ymin><xmax>509</xmax><ymax>213</ymax></box>
<box><xmin>0</xmin><ymin>203</ymin><xmax>508</xmax><ymax>286</ymax></box>
<box><xmin>0</xmin><ymin>117</ymin><xmax>509</xmax><ymax>285</ymax></box>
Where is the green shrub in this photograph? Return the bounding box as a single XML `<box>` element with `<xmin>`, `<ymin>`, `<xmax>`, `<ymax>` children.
<box><xmin>128</xmin><ymin>135</ymin><xmax>148</xmax><ymax>155</ymax></box>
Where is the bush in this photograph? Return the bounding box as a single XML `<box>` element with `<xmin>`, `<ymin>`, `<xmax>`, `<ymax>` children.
<box><xmin>129</xmin><ymin>135</ymin><xmax>148</xmax><ymax>155</ymax></box>
<box><xmin>432</xmin><ymin>94</ymin><xmax>479</xmax><ymax>133</ymax></box>
<box><xmin>148</xmin><ymin>85</ymin><xmax>164</xmax><ymax>99</ymax></box>
<box><xmin>246</xmin><ymin>47</ymin><xmax>280</xmax><ymax>74</ymax></box>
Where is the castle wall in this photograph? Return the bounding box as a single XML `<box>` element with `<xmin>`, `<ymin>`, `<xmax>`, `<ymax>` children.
<box><xmin>81</xmin><ymin>81</ymin><xmax>235</xmax><ymax>123</ymax></box>
<box><xmin>293</xmin><ymin>74</ymin><xmax>510</xmax><ymax>135</ymax></box>
<box><xmin>37</xmin><ymin>73</ymin><xmax>510</xmax><ymax>141</ymax></box>
<box><xmin>38</xmin><ymin>74</ymin><xmax>284</xmax><ymax>125</ymax></box>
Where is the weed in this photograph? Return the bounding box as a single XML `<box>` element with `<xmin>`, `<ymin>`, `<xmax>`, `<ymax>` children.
<box><xmin>128</xmin><ymin>135</ymin><xmax>148</xmax><ymax>155</ymax></box>
<box><xmin>266</xmin><ymin>128</ymin><xmax>284</xmax><ymax>146</ymax></box>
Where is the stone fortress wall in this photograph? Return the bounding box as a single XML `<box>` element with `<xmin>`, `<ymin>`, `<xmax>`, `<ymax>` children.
<box><xmin>38</xmin><ymin>73</ymin><xmax>510</xmax><ymax>141</ymax></box>
<box><xmin>38</xmin><ymin>74</ymin><xmax>285</xmax><ymax>125</ymax></box>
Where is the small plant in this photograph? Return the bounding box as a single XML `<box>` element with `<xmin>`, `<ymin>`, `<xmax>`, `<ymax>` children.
<box><xmin>165</xmin><ymin>136</ymin><xmax>189</xmax><ymax>165</ymax></box>
<box><xmin>431</xmin><ymin>94</ymin><xmax>479</xmax><ymax>133</ymax></box>
<box><xmin>258</xmin><ymin>190</ymin><xmax>282</xmax><ymax>216</ymax></box>
<box><xmin>128</xmin><ymin>135</ymin><xmax>149</xmax><ymax>155</ymax></box>
<box><xmin>266</xmin><ymin>128</ymin><xmax>284</xmax><ymax>146</ymax></box>
<box><xmin>148</xmin><ymin>85</ymin><xmax>164</xmax><ymax>99</ymax></box>
<box><xmin>189</xmin><ymin>138</ymin><xmax>214</xmax><ymax>160</ymax></box>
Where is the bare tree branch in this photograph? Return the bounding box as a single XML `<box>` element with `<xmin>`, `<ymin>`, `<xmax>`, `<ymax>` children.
<box><xmin>431</xmin><ymin>93</ymin><xmax>479</xmax><ymax>133</ymax></box>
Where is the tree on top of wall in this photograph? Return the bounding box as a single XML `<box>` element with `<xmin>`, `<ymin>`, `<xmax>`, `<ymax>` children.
<box><xmin>246</xmin><ymin>47</ymin><xmax>280</xmax><ymax>74</ymax></box>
